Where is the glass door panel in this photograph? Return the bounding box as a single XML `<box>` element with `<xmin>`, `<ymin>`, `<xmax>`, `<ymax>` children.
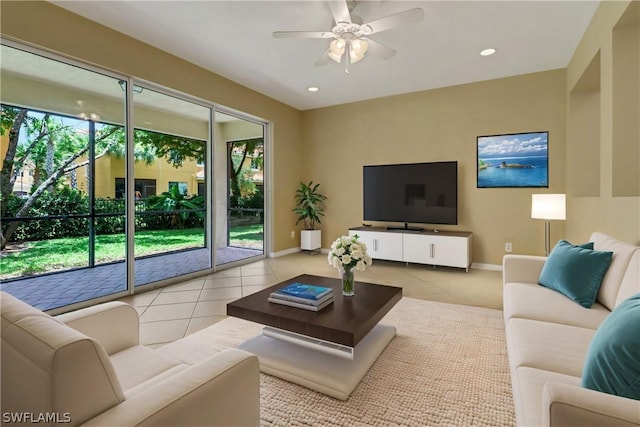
<box><xmin>215</xmin><ymin>112</ymin><xmax>264</xmax><ymax>265</ymax></box>
<box><xmin>0</xmin><ymin>44</ymin><xmax>127</xmax><ymax>310</ymax></box>
<box><xmin>132</xmin><ymin>86</ymin><xmax>211</xmax><ymax>287</ymax></box>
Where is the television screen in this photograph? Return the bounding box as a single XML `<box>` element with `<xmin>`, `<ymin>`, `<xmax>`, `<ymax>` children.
<box><xmin>363</xmin><ymin>161</ymin><xmax>458</xmax><ymax>225</ymax></box>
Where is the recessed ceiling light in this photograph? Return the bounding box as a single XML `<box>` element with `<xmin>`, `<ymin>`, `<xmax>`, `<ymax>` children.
<box><xmin>480</xmin><ymin>48</ymin><xmax>496</xmax><ymax>56</ymax></box>
<box><xmin>307</xmin><ymin>86</ymin><xmax>319</xmax><ymax>92</ymax></box>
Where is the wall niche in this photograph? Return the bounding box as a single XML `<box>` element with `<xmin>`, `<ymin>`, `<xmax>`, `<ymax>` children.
<box><xmin>612</xmin><ymin>1</ymin><xmax>640</xmax><ymax>197</ymax></box>
<box><xmin>568</xmin><ymin>51</ymin><xmax>601</xmax><ymax>197</ymax></box>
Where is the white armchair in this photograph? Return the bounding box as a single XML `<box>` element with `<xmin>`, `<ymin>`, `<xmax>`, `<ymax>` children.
<box><xmin>1</xmin><ymin>291</ymin><xmax>260</xmax><ymax>426</ymax></box>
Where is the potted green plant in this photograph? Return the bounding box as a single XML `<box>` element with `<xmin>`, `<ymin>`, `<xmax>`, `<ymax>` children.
<box><xmin>293</xmin><ymin>181</ymin><xmax>327</xmax><ymax>251</ymax></box>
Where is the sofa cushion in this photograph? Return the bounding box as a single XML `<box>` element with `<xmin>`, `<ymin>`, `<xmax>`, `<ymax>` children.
<box><xmin>504</xmin><ymin>282</ymin><xmax>610</xmax><ymax>330</ymax></box>
<box><xmin>506</xmin><ymin>318</ymin><xmax>595</xmax><ymax>377</ymax></box>
<box><xmin>582</xmin><ymin>293</ymin><xmax>640</xmax><ymax>400</ymax></box>
<box><xmin>539</xmin><ymin>240</ymin><xmax>613</xmax><ymax>308</ymax></box>
<box><xmin>591</xmin><ymin>232</ymin><xmax>639</xmax><ymax>310</ymax></box>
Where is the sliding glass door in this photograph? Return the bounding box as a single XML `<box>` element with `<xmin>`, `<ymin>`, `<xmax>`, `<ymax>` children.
<box><xmin>132</xmin><ymin>85</ymin><xmax>212</xmax><ymax>287</ymax></box>
<box><xmin>0</xmin><ymin>43</ymin><xmax>128</xmax><ymax>309</ymax></box>
<box><xmin>215</xmin><ymin>112</ymin><xmax>264</xmax><ymax>265</ymax></box>
<box><xmin>1</xmin><ymin>40</ymin><xmax>268</xmax><ymax>312</ymax></box>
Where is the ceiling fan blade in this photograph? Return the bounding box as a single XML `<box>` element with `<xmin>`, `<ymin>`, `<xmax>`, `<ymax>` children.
<box><xmin>327</xmin><ymin>0</ymin><xmax>351</xmax><ymax>25</ymax></box>
<box><xmin>361</xmin><ymin>8</ymin><xmax>424</xmax><ymax>35</ymax></box>
<box><xmin>314</xmin><ymin>48</ymin><xmax>333</xmax><ymax>66</ymax></box>
<box><xmin>273</xmin><ymin>31</ymin><xmax>331</xmax><ymax>39</ymax></box>
<box><xmin>366</xmin><ymin>38</ymin><xmax>396</xmax><ymax>60</ymax></box>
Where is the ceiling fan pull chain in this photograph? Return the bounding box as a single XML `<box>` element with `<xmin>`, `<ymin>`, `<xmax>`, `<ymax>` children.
<box><xmin>345</xmin><ymin>42</ymin><xmax>351</xmax><ymax>75</ymax></box>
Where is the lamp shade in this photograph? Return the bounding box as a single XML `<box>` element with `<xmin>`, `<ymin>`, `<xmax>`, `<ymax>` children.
<box><xmin>531</xmin><ymin>194</ymin><xmax>566</xmax><ymax>220</ymax></box>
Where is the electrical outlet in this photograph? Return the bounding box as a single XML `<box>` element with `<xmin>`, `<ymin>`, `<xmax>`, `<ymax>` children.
<box><xmin>505</xmin><ymin>242</ymin><xmax>512</xmax><ymax>253</ymax></box>
<box><xmin>290</xmin><ymin>230</ymin><xmax>295</xmax><ymax>239</ymax></box>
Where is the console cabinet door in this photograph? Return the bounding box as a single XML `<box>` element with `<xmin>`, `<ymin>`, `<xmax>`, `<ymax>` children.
<box><xmin>429</xmin><ymin>235</ymin><xmax>470</xmax><ymax>268</ymax></box>
<box><xmin>403</xmin><ymin>234</ymin><xmax>470</xmax><ymax>268</ymax></box>
<box><xmin>402</xmin><ymin>234</ymin><xmax>431</xmax><ymax>264</ymax></box>
<box><xmin>349</xmin><ymin>230</ymin><xmax>403</xmax><ymax>261</ymax></box>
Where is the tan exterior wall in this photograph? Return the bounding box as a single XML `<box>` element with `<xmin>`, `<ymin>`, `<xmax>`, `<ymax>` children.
<box><xmin>302</xmin><ymin>70</ymin><xmax>567</xmax><ymax>265</ymax></box>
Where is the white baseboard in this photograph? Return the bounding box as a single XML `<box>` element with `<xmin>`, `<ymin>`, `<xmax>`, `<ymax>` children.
<box><xmin>269</xmin><ymin>247</ymin><xmax>330</xmax><ymax>258</ymax></box>
<box><xmin>471</xmin><ymin>262</ymin><xmax>503</xmax><ymax>271</ymax></box>
<box><xmin>269</xmin><ymin>249</ymin><xmax>503</xmax><ymax>272</ymax></box>
<box><xmin>269</xmin><ymin>247</ymin><xmax>300</xmax><ymax>258</ymax></box>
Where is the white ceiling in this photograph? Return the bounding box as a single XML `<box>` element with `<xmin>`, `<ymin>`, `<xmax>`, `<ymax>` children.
<box><xmin>51</xmin><ymin>0</ymin><xmax>599</xmax><ymax>111</ymax></box>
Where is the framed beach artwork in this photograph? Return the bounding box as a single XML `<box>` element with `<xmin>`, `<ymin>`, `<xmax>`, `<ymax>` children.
<box><xmin>476</xmin><ymin>131</ymin><xmax>549</xmax><ymax>188</ymax></box>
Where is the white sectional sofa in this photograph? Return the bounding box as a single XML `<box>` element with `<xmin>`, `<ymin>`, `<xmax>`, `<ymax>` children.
<box><xmin>503</xmin><ymin>232</ymin><xmax>640</xmax><ymax>426</ymax></box>
<box><xmin>1</xmin><ymin>291</ymin><xmax>260</xmax><ymax>426</ymax></box>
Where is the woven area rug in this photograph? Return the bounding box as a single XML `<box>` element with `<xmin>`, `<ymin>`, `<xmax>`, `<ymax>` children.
<box><xmin>162</xmin><ymin>297</ymin><xmax>515</xmax><ymax>426</ymax></box>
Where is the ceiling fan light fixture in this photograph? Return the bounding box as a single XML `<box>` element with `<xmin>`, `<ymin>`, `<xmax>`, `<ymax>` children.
<box><xmin>329</xmin><ymin>38</ymin><xmax>346</xmax><ymax>63</ymax></box>
<box><xmin>330</xmin><ymin>39</ymin><xmax>346</xmax><ymax>53</ymax></box>
<box><xmin>350</xmin><ymin>38</ymin><xmax>368</xmax><ymax>63</ymax></box>
<box><xmin>328</xmin><ymin>51</ymin><xmax>343</xmax><ymax>63</ymax></box>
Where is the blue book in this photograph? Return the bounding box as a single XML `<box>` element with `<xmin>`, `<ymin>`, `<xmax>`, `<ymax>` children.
<box><xmin>273</xmin><ymin>283</ymin><xmax>333</xmax><ymax>301</ymax></box>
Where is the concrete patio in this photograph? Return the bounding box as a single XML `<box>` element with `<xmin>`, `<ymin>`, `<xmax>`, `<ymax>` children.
<box><xmin>0</xmin><ymin>246</ymin><xmax>262</xmax><ymax>311</ymax></box>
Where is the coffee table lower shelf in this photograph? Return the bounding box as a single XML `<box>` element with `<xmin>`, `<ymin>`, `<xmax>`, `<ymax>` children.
<box><xmin>238</xmin><ymin>323</ymin><xmax>396</xmax><ymax>400</ymax></box>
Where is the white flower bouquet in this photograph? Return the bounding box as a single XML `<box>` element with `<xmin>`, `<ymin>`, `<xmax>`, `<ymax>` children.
<box><xmin>327</xmin><ymin>234</ymin><xmax>372</xmax><ymax>272</ymax></box>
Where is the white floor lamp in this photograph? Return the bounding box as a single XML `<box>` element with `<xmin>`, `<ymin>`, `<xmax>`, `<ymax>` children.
<box><xmin>531</xmin><ymin>194</ymin><xmax>566</xmax><ymax>256</ymax></box>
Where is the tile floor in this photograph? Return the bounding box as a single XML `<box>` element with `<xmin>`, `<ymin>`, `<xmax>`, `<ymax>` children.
<box><xmin>117</xmin><ymin>252</ymin><xmax>504</xmax><ymax>348</ymax></box>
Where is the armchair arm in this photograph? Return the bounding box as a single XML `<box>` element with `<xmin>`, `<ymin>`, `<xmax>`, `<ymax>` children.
<box><xmin>80</xmin><ymin>349</ymin><xmax>260</xmax><ymax>427</ymax></box>
<box><xmin>502</xmin><ymin>254</ymin><xmax>547</xmax><ymax>286</ymax></box>
<box><xmin>56</xmin><ymin>302</ymin><xmax>139</xmax><ymax>354</ymax></box>
<box><xmin>542</xmin><ymin>381</ymin><xmax>640</xmax><ymax>427</ymax></box>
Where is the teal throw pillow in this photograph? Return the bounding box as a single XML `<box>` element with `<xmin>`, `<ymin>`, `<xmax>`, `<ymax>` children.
<box><xmin>538</xmin><ymin>240</ymin><xmax>613</xmax><ymax>308</ymax></box>
<box><xmin>582</xmin><ymin>293</ymin><xmax>640</xmax><ymax>400</ymax></box>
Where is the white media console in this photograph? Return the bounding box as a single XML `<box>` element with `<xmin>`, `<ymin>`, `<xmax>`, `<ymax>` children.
<box><xmin>349</xmin><ymin>227</ymin><xmax>472</xmax><ymax>272</ymax></box>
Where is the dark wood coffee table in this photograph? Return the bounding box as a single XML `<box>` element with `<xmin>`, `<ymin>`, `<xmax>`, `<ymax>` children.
<box><xmin>227</xmin><ymin>274</ymin><xmax>402</xmax><ymax>400</ymax></box>
<box><xmin>227</xmin><ymin>273</ymin><xmax>402</xmax><ymax>347</ymax></box>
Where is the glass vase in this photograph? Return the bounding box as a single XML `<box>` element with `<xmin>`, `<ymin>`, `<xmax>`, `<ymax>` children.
<box><xmin>341</xmin><ymin>267</ymin><xmax>355</xmax><ymax>297</ymax></box>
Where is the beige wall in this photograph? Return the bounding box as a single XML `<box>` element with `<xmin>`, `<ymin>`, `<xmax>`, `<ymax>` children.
<box><xmin>566</xmin><ymin>0</ymin><xmax>640</xmax><ymax>246</ymax></box>
<box><xmin>302</xmin><ymin>70</ymin><xmax>567</xmax><ymax>265</ymax></box>
<box><xmin>0</xmin><ymin>0</ymin><xmax>303</xmax><ymax>254</ymax></box>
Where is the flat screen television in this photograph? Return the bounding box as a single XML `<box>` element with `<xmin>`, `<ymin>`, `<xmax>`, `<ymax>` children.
<box><xmin>363</xmin><ymin>161</ymin><xmax>458</xmax><ymax>226</ymax></box>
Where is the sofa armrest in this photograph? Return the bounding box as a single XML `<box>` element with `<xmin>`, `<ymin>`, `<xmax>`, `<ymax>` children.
<box><xmin>56</xmin><ymin>302</ymin><xmax>139</xmax><ymax>354</ymax></box>
<box><xmin>502</xmin><ymin>254</ymin><xmax>547</xmax><ymax>286</ymax></box>
<box><xmin>542</xmin><ymin>381</ymin><xmax>640</xmax><ymax>427</ymax></box>
<box><xmin>80</xmin><ymin>349</ymin><xmax>260</xmax><ymax>427</ymax></box>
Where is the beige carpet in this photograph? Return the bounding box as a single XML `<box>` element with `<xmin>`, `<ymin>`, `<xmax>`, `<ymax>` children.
<box><xmin>161</xmin><ymin>297</ymin><xmax>515</xmax><ymax>426</ymax></box>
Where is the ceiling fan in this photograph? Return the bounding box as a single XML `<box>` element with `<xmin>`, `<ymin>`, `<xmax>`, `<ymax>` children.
<box><xmin>273</xmin><ymin>0</ymin><xmax>424</xmax><ymax>74</ymax></box>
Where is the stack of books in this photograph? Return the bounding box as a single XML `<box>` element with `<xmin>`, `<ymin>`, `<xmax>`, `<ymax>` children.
<box><xmin>268</xmin><ymin>283</ymin><xmax>334</xmax><ymax>311</ymax></box>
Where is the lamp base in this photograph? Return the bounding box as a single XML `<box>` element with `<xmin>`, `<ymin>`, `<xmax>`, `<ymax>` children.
<box><xmin>544</xmin><ymin>220</ymin><xmax>551</xmax><ymax>256</ymax></box>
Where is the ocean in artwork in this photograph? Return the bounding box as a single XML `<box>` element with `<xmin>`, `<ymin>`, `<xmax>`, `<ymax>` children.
<box><xmin>477</xmin><ymin>156</ymin><xmax>548</xmax><ymax>187</ymax></box>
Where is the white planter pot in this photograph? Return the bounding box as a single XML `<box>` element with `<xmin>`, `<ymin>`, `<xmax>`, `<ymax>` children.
<box><xmin>300</xmin><ymin>229</ymin><xmax>321</xmax><ymax>251</ymax></box>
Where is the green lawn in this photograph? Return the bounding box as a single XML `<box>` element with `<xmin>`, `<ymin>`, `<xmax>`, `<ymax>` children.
<box><xmin>229</xmin><ymin>223</ymin><xmax>264</xmax><ymax>249</ymax></box>
<box><xmin>1</xmin><ymin>224</ymin><xmax>264</xmax><ymax>280</ymax></box>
